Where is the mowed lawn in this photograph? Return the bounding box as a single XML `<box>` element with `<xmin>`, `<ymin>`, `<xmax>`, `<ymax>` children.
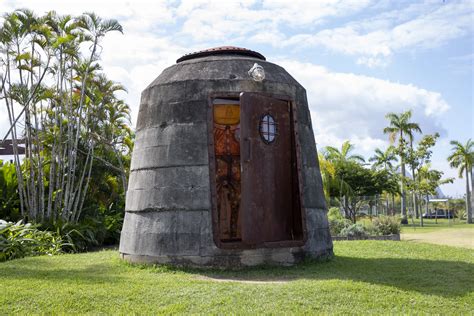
<box><xmin>401</xmin><ymin>218</ymin><xmax>472</xmax><ymax>234</ymax></box>
<box><xmin>1</xmin><ymin>241</ymin><xmax>473</xmax><ymax>314</ymax></box>
<box><xmin>401</xmin><ymin>219</ymin><xmax>473</xmax><ymax>249</ymax></box>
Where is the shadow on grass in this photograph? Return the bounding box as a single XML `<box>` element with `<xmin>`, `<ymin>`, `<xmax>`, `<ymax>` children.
<box><xmin>0</xmin><ymin>262</ymin><xmax>122</xmax><ymax>285</ymax></box>
<box><xmin>1</xmin><ymin>252</ymin><xmax>472</xmax><ymax>298</ymax></box>
<box><xmin>188</xmin><ymin>256</ymin><xmax>473</xmax><ymax>298</ymax></box>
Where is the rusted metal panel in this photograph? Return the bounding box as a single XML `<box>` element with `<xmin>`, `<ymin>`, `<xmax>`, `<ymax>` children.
<box><xmin>208</xmin><ymin>92</ymin><xmax>306</xmax><ymax>249</ymax></box>
<box><xmin>240</xmin><ymin>92</ymin><xmax>294</xmax><ymax>245</ymax></box>
<box><xmin>289</xmin><ymin>101</ymin><xmax>305</xmax><ymax>241</ymax></box>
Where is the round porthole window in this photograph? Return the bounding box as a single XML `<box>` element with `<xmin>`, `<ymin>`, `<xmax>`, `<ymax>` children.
<box><xmin>259</xmin><ymin>114</ymin><xmax>277</xmax><ymax>143</ymax></box>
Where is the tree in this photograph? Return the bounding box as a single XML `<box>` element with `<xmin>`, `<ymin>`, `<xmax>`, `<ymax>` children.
<box><xmin>323</xmin><ymin>141</ymin><xmax>364</xmax><ymax>214</ymax></box>
<box><xmin>0</xmin><ymin>160</ymin><xmax>20</xmax><ymax>221</ymax></box>
<box><xmin>405</xmin><ymin>133</ymin><xmax>440</xmax><ymax>224</ymax></box>
<box><xmin>331</xmin><ymin>161</ymin><xmax>397</xmax><ymax>222</ymax></box>
<box><xmin>318</xmin><ymin>153</ymin><xmax>336</xmax><ymax>204</ymax></box>
<box><xmin>417</xmin><ymin>165</ymin><xmax>453</xmax><ymax>225</ymax></box>
<box><xmin>369</xmin><ymin>146</ymin><xmax>398</xmax><ymax>171</ymax></box>
<box><xmin>324</xmin><ymin>140</ymin><xmax>365</xmax><ymax>164</ymax></box>
<box><xmin>369</xmin><ymin>146</ymin><xmax>398</xmax><ymax>215</ymax></box>
<box><xmin>447</xmin><ymin>139</ymin><xmax>474</xmax><ymax>224</ymax></box>
<box><xmin>383</xmin><ymin>110</ymin><xmax>422</xmax><ymax>224</ymax></box>
<box><xmin>318</xmin><ymin>153</ymin><xmax>351</xmax><ymax>206</ymax></box>
<box><xmin>0</xmin><ymin>10</ymin><xmax>129</xmax><ymax>224</ymax></box>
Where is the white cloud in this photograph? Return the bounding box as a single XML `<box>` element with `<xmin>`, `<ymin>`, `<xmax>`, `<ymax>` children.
<box><xmin>283</xmin><ymin>1</ymin><xmax>473</xmax><ymax>67</ymax></box>
<box><xmin>0</xmin><ymin>0</ymin><xmax>468</xmax><ymax>198</ymax></box>
<box><xmin>277</xmin><ymin>59</ymin><xmax>450</xmax><ymax>157</ymax></box>
<box><xmin>3</xmin><ymin>0</ymin><xmax>472</xmax><ymax>70</ymax></box>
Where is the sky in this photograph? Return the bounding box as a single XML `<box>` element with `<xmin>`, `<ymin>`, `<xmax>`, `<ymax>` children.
<box><xmin>1</xmin><ymin>0</ymin><xmax>473</xmax><ymax>197</ymax></box>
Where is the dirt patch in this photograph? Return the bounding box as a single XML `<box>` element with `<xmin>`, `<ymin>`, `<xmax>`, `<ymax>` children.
<box><xmin>195</xmin><ymin>275</ymin><xmax>292</xmax><ymax>284</ymax></box>
<box><xmin>402</xmin><ymin>228</ymin><xmax>474</xmax><ymax>249</ymax></box>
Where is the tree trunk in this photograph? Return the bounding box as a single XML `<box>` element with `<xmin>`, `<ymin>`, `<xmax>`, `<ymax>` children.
<box><xmin>413</xmin><ymin>192</ymin><xmax>419</xmax><ymax>219</ymax></box>
<box><xmin>470</xmin><ymin>167</ymin><xmax>474</xmax><ymax>224</ymax></box>
<box><xmin>400</xmin><ymin>161</ymin><xmax>408</xmax><ymax>224</ymax></box>
<box><xmin>375</xmin><ymin>195</ymin><xmax>378</xmax><ymax>217</ymax></box>
<box><xmin>421</xmin><ymin>195</ymin><xmax>428</xmax><ymax>227</ymax></box>
<box><xmin>466</xmin><ymin>168</ymin><xmax>472</xmax><ymax>224</ymax></box>
<box><xmin>410</xmin><ymin>164</ymin><xmax>418</xmax><ymax>219</ymax></box>
<box><xmin>391</xmin><ymin>194</ymin><xmax>395</xmax><ymax>216</ymax></box>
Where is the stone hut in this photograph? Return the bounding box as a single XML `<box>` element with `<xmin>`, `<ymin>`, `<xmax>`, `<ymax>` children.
<box><xmin>119</xmin><ymin>46</ymin><xmax>333</xmax><ymax>267</ymax></box>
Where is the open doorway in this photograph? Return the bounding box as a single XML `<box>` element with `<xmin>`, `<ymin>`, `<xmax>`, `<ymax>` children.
<box><xmin>212</xmin><ymin>98</ymin><xmax>242</xmax><ymax>242</ymax></box>
<box><xmin>210</xmin><ymin>93</ymin><xmax>305</xmax><ymax>249</ymax></box>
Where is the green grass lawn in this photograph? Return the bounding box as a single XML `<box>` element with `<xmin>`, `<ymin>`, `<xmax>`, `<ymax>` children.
<box><xmin>1</xmin><ymin>241</ymin><xmax>473</xmax><ymax>314</ymax></box>
<box><xmin>401</xmin><ymin>218</ymin><xmax>473</xmax><ymax>233</ymax></box>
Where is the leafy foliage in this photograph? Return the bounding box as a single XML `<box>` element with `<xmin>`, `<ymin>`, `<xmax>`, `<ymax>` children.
<box><xmin>0</xmin><ymin>161</ymin><xmax>20</xmax><ymax>221</ymax></box>
<box><xmin>329</xmin><ymin>218</ymin><xmax>352</xmax><ymax>236</ymax></box>
<box><xmin>372</xmin><ymin>216</ymin><xmax>401</xmax><ymax>235</ymax></box>
<box><xmin>0</xmin><ymin>9</ymin><xmax>131</xmax><ymax>253</ymax></box>
<box><xmin>0</xmin><ymin>219</ymin><xmax>67</xmax><ymax>261</ymax></box>
<box><xmin>329</xmin><ymin>216</ymin><xmax>400</xmax><ymax>237</ymax></box>
<box><xmin>447</xmin><ymin>139</ymin><xmax>473</xmax><ymax>223</ymax></box>
<box><xmin>0</xmin><ymin>9</ymin><xmax>131</xmax><ymax>224</ymax></box>
<box><xmin>339</xmin><ymin>223</ymin><xmax>369</xmax><ymax>238</ymax></box>
<box><xmin>327</xmin><ymin>207</ymin><xmax>344</xmax><ymax>220</ymax></box>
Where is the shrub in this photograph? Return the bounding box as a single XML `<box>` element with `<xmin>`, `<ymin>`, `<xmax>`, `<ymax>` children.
<box><xmin>457</xmin><ymin>209</ymin><xmax>467</xmax><ymax>221</ymax></box>
<box><xmin>362</xmin><ymin>221</ymin><xmax>380</xmax><ymax>236</ymax></box>
<box><xmin>329</xmin><ymin>218</ymin><xmax>352</xmax><ymax>236</ymax></box>
<box><xmin>0</xmin><ymin>220</ymin><xmax>67</xmax><ymax>261</ymax></box>
<box><xmin>340</xmin><ymin>223</ymin><xmax>369</xmax><ymax>238</ymax></box>
<box><xmin>0</xmin><ymin>161</ymin><xmax>20</xmax><ymax>221</ymax></box>
<box><xmin>40</xmin><ymin>210</ymin><xmax>123</xmax><ymax>253</ymax></box>
<box><xmin>327</xmin><ymin>207</ymin><xmax>344</xmax><ymax>220</ymax></box>
<box><xmin>42</xmin><ymin>219</ymin><xmax>106</xmax><ymax>253</ymax></box>
<box><xmin>372</xmin><ymin>216</ymin><xmax>400</xmax><ymax>235</ymax></box>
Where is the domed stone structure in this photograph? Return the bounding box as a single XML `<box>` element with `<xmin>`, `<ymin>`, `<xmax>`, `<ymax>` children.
<box><xmin>119</xmin><ymin>46</ymin><xmax>333</xmax><ymax>267</ymax></box>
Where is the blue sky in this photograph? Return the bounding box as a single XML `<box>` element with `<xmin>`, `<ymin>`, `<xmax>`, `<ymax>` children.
<box><xmin>1</xmin><ymin>0</ymin><xmax>473</xmax><ymax>197</ymax></box>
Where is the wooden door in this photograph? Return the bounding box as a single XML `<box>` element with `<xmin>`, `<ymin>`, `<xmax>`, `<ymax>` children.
<box><xmin>240</xmin><ymin>93</ymin><xmax>295</xmax><ymax>245</ymax></box>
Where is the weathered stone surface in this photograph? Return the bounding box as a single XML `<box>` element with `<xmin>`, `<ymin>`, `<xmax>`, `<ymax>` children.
<box><xmin>148</xmin><ymin>56</ymin><xmax>301</xmax><ymax>87</ymax></box>
<box><xmin>298</xmin><ymin>124</ymin><xmax>319</xmax><ymax>168</ymax></box>
<box><xmin>130</xmin><ymin>142</ymin><xmax>208</xmax><ymax>170</ymax></box>
<box><xmin>120</xmin><ymin>49</ymin><xmax>333</xmax><ymax>267</ymax></box>
<box><xmin>136</xmin><ymin>100</ymin><xmax>208</xmax><ymax>131</ymax></box>
<box><xmin>127</xmin><ymin>165</ymin><xmax>209</xmax><ymax>191</ymax></box>
<box><xmin>120</xmin><ymin>211</ymin><xmax>207</xmax><ymax>256</ymax></box>
<box><xmin>126</xmin><ymin>186</ymin><xmax>210</xmax><ymax>212</ymax></box>
<box><xmin>300</xmin><ymin>167</ymin><xmax>327</xmax><ymax>209</ymax></box>
<box><xmin>305</xmin><ymin>208</ymin><xmax>330</xmax><ymax>230</ymax></box>
<box><xmin>134</xmin><ymin>123</ymin><xmax>207</xmax><ymax>149</ymax></box>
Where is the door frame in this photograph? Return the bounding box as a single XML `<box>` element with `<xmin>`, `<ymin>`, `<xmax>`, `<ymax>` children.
<box><xmin>207</xmin><ymin>92</ymin><xmax>307</xmax><ymax>249</ymax></box>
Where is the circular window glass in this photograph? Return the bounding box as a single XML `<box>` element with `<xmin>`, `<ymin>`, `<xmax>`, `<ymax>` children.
<box><xmin>259</xmin><ymin>114</ymin><xmax>277</xmax><ymax>143</ymax></box>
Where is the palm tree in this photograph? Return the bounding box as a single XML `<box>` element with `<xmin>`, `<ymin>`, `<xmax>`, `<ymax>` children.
<box><xmin>1</xmin><ymin>10</ymin><xmax>126</xmax><ymax>224</ymax></box>
<box><xmin>383</xmin><ymin>110</ymin><xmax>422</xmax><ymax>223</ymax></box>
<box><xmin>324</xmin><ymin>140</ymin><xmax>365</xmax><ymax>164</ymax></box>
<box><xmin>370</xmin><ymin>146</ymin><xmax>398</xmax><ymax>215</ymax></box>
<box><xmin>322</xmin><ymin>141</ymin><xmax>363</xmax><ymax>217</ymax></box>
<box><xmin>318</xmin><ymin>153</ymin><xmax>336</xmax><ymax>203</ymax></box>
<box><xmin>369</xmin><ymin>146</ymin><xmax>398</xmax><ymax>171</ymax></box>
<box><xmin>447</xmin><ymin>139</ymin><xmax>474</xmax><ymax>224</ymax></box>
